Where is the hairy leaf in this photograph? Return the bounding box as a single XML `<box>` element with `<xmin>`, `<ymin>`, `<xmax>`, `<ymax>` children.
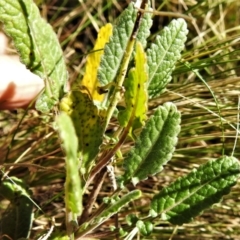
<box><xmin>60</xmin><ymin>90</ymin><xmax>103</xmax><ymax>175</ymax></box>
<box><xmin>97</xmin><ymin>1</ymin><xmax>152</xmax><ymax>87</ymax></box>
<box><xmin>56</xmin><ymin>113</ymin><xmax>82</xmax><ymax>215</ymax></box>
<box><xmin>147</xmin><ymin>18</ymin><xmax>188</xmax><ymax>98</ymax></box>
<box><xmin>81</xmin><ymin>23</ymin><xmax>113</xmax><ymax>101</ymax></box>
<box><xmin>121</xmin><ymin>103</ymin><xmax>181</xmax><ymax>186</ymax></box>
<box><xmin>118</xmin><ymin>41</ymin><xmax>148</xmax><ymax>134</ymax></box>
<box><xmin>0</xmin><ymin>0</ymin><xmax>68</xmax><ymax>112</ymax></box>
<box><xmin>150</xmin><ymin>156</ymin><xmax>240</xmax><ymax>225</ymax></box>
<box><xmin>97</xmin><ymin>2</ymin><xmax>137</xmax><ymax>86</ymax></box>
<box><xmin>135</xmin><ymin>5</ymin><xmax>152</xmax><ymax>49</ymax></box>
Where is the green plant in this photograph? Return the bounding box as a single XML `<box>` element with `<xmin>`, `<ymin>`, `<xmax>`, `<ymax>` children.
<box><xmin>0</xmin><ymin>0</ymin><xmax>239</xmax><ymax>239</ymax></box>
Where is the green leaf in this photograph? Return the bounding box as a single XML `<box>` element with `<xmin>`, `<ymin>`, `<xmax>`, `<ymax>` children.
<box><xmin>136</xmin><ymin>220</ymin><xmax>153</xmax><ymax>236</ymax></box>
<box><xmin>0</xmin><ymin>196</ymin><xmax>33</xmax><ymax>239</ymax></box>
<box><xmin>147</xmin><ymin>18</ymin><xmax>188</xmax><ymax>98</ymax></box>
<box><xmin>60</xmin><ymin>90</ymin><xmax>104</xmax><ymax>176</ymax></box>
<box><xmin>76</xmin><ymin>190</ymin><xmax>141</xmax><ymax>237</ymax></box>
<box><xmin>0</xmin><ymin>0</ymin><xmax>68</xmax><ymax>112</ymax></box>
<box><xmin>135</xmin><ymin>4</ymin><xmax>152</xmax><ymax>49</ymax></box>
<box><xmin>95</xmin><ymin>190</ymin><xmax>142</xmax><ymax>223</ymax></box>
<box><xmin>0</xmin><ymin>177</ymin><xmax>33</xmax><ymax>239</ymax></box>
<box><xmin>126</xmin><ymin>214</ymin><xmax>139</xmax><ymax>226</ymax></box>
<box><xmin>97</xmin><ymin>1</ymin><xmax>152</xmax><ymax>87</ymax></box>
<box><xmin>118</xmin><ymin>41</ymin><xmax>148</xmax><ymax>133</ymax></box>
<box><xmin>0</xmin><ymin>177</ymin><xmax>29</xmax><ymax>201</ymax></box>
<box><xmin>150</xmin><ymin>156</ymin><xmax>240</xmax><ymax>225</ymax></box>
<box><xmin>97</xmin><ymin>2</ymin><xmax>137</xmax><ymax>86</ymax></box>
<box><xmin>51</xmin><ymin>234</ymin><xmax>69</xmax><ymax>240</ymax></box>
<box><xmin>121</xmin><ymin>103</ymin><xmax>181</xmax><ymax>186</ymax></box>
<box><xmin>56</xmin><ymin>113</ymin><xmax>82</xmax><ymax>215</ymax></box>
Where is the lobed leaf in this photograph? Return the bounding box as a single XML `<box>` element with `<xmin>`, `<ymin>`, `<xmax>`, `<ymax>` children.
<box><xmin>121</xmin><ymin>102</ymin><xmax>181</xmax><ymax>186</ymax></box>
<box><xmin>118</xmin><ymin>41</ymin><xmax>148</xmax><ymax>134</ymax></box>
<box><xmin>97</xmin><ymin>2</ymin><xmax>137</xmax><ymax>86</ymax></box>
<box><xmin>0</xmin><ymin>0</ymin><xmax>68</xmax><ymax>112</ymax></box>
<box><xmin>81</xmin><ymin>23</ymin><xmax>113</xmax><ymax>102</ymax></box>
<box><xmin>56</xmin><ymin>113</ymin><xmax>82</xmax><ymax>215</ymax></box>
<box><xmin>60</xmin><ymin>90</ymin><xmax>104</xmax><ymax>176</ymax></box>
<box><xmin>147</xmin><ymin>18</ymin><xmax>188</xmax><ymax>98</ymax></box>
<box><xmin>150</xmin><ymin>156</ymin><xmax>240</xmax><ymax>225</ymax></box>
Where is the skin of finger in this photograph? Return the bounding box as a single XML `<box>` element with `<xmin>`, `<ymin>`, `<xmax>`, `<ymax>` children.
<box><xmin>0</xmin><ymin>55</ymin><xmax>44</xmax><ymax>110</ymax></box>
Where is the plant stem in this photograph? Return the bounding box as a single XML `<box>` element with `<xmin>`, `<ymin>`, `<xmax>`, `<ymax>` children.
<box><xmin>79</xmin><ymin>167</ymin><xmax>107</xmax><ymax>224</ymax></box>
<box><xmin>103</xmin><ymin>0</ymin><xmax>147</xmax><ymax>131</ymax></box>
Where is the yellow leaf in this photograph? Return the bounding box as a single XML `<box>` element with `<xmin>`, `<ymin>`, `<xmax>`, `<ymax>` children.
<box><xmin>60</xmin><ymin>90</ymin><xmax>104</xmax><ymax>175</ymax></box>
<box><xmin>118</xmin><ymin>41</ymin><xmax>148</xmax><ymax>136</ymax></box>
<box><xmin>81</xmin><ymin>23</ymin><xmax>113</xmax><ymax>101</ymax></box>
